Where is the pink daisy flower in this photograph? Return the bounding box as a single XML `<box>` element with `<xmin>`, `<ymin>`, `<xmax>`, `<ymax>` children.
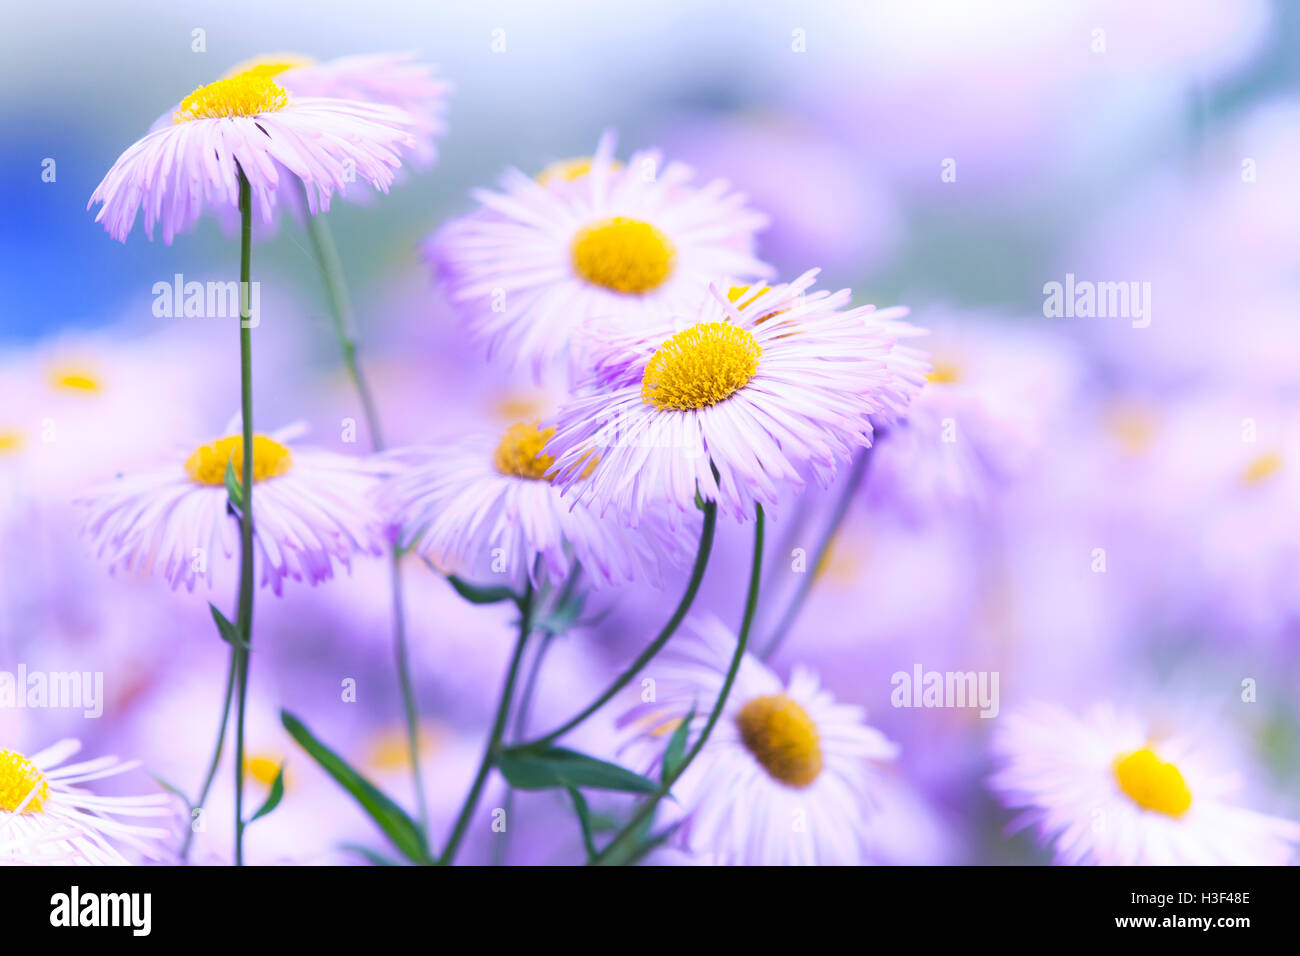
<box><xmin>88</xmin><ymin>71</ymin><xmax>416</xmax><ymax>243</ymax></box>
<box><xmin>80</xmin><ymin>421</ymin><xmax>384</xmax><ymax>594</ymax></box>
<box><xmin>544</xmin><ymin>270</ymin><xmax>919</xmax><ymax>524</ymax></box>
<box><xmin>426</xmin><ymin>130</ymin><xmax>772</xmax><ymax>380</ymax></box>
<box><xmin>378</xmin><ymin>422</ymin><xmax>690</xmax><ymax>592</ymax></box>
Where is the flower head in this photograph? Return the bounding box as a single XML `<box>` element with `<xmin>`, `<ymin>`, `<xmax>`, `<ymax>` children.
<box><xmin>378</xmin><ymin>422</ymin><xmax>689</xmax><ymax>591</ymax></box>
<box><xmin>89</xmin><ymin>73</ymin><xmax>416</xmax><ymax>242</ymax></box>
<box><xmin>545</xmin><ymin>270</ymin><xmax>919</xmax><ymax>523</ymax></box>
<box><xmin>426</xmin><ymin>130</ymin><xmax>771</xmax><ymax>380</ymax></box>
<box><xmin>619</xmin><ymin>616</ymin><xmax>898</xmax><ymax>865</ymax></box>
<box><xmin>80</xmin><ymin>421</ymin><xmax>385</xmax><ymax>594</ymax></box>
<box><xmin>0</xmin><ymin>740</ymin><xmax>177</xmax><ymax>865</ymax></box>
<box><xmin>990</xmin><ymin>702</ymin><xmax>1300</xmax><ymax>865</ymax></box>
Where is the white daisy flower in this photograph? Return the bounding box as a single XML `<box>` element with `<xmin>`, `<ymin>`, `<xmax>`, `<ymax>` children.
<box><xmin>81</xmin><ymin>421</ymin><xmax>384</xmax><ymax>594</ymax></box>
<box><xmin>0</xmin><ymin>740</ymin><xmax>176</xmax><ymax>865</ymax></box>
<box><xmin>620</xmin><ymin>616</ymin><xmax>898</xmax><ymax>865</ymax></box>
<box><xmin>378</xmin><ymin>422</ymin><xmax>690</xmax><ymax>592</ymax></box>
<box><xmin>990</xmin><ymin>702</ymin><xmax>1300</xmax><ymax>865</ymax></box>
<box><xmin>427</xmin><ymin>129</ymin><xmax>772</xmax><ymax>380</ymax></box>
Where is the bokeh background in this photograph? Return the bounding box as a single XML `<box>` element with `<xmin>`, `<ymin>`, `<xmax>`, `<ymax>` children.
<box><xmin>2</xmin><ymin>0</ymin><xmax>1298</xmax><ymax>864</ymax></box>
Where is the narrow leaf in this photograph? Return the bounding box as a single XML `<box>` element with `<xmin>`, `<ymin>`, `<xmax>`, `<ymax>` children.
<box><xmin>280</xmin><ymin>710</ymin><xmax>430</xmax><ymax>864</ymax></box>
<box><xmin>447</xmin><ymin>574</ymin><xmax>517</xmax><ymax>605</ymax></box>
<box><xmin>247</xmin><ymin>763</ymin><xmax>285</xmax><ymax>823</ymax></box>
<box><xmin>661</xmin><ymin>709</ymin><xmax>694</xmax><ymax>784</ymax></box>
<box><xmin>339</xmin><ymin>842</ymin><xmax>400</xmax><ymax>866</ymax></box>
<box><xmin>497</xmin><ymin>746</ymin><xmax>659</xmax><ymax>794</ymax></box>
<box><xmin>567</xmin><ymin>787</ymin><xmax>598</xmax><ymax>861</ymax></box>
<box><xmin>224</xmin><ymin>459</ymin><xmax>243</xmax><ymax>511</ymax></box>
<box><xmin>209</xmin><ymin>603</ymin><xmax>248</xmax><ymax>649</ymax></box>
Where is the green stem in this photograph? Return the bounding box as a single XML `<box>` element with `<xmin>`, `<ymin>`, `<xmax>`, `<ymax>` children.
<box><xmin>233</xmin><ymin>168</ymin><xmax>256</xmax><ymax>867</ymax></box>
<box><xmin>592</xmin><ymin>504</ymin><xmax>765</xmax><ymax>866</ymax></box>
<box><xmin>759</xmin><ymin>449</ymin><xmax>871</xmax><ymax>661</ymax></box>
<box><xmin>179</xmin><ymin>641</ymin><xmax>236</xmax><ymax>860</ymax></box>
<box><xmin>514</xmin><ymin>501</ymin><xmax>718</xmax><ymax>751</ymax></box>
<box><xmin>491</xmin><ymin>631</ymin><xmax>555</xmax><ymax>866</ymax></box>
<box><xmin>438</xmin><ymin>585</ymin><xmax>534</xmax><ymax>865</ymax></box>
<box><xmin>303</xmin><ymin>193</ymin><xmax>427</xmax><ymax>832</ymax></box>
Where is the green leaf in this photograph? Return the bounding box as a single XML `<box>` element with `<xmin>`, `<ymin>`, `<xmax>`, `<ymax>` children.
<box><xmin>224</xmin><ymin>459</ymin><xmax>243</xmax><ymax>511</ymax></box>
<box><xmin>497</xmin><ymin>746</ymin><xmax>659</xmax><ymax>794</ymax></box>
<box><xmin>150</xmin><ymin>772</ymin><xmax>193</xmax><ymax>810</ymax></box>
<box><xmin>447</xmin><ymin>574</ymin><xmax>517</xmax><ymax>605</ymax></box>
<box><xmin>567</xmin><ymin>787</ymin><xmax>598</xmax><ymax>861</ymax></box>
<box><xmin>247</xmin><ymin>763</ymin><xmax>285</xmax><ymax>823</ymax></box>
<box><xmin>661</xmin><ymin>709</ymin><xmax>694</xmax><ymax>784</ymax></box>
<box><xmin>280</xmin><ymin>710</ymin><xmax>430</xmax><ymax>864</ymax></box>
<box><xmin>209</xmin><ymin>603</ymin><xmax>248</xmax><ymax>649</ymax></box>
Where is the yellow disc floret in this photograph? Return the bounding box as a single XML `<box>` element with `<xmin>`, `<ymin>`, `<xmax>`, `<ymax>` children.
<box><xmin>0</xmin><ymin>749</ymin><xmax>49</xmax><ymax>814</ymax></box>
<box><xmin>735</xmin><ymin>694</ymin><xmax>823</xmax><ymax>788</ymax></box>
<box><xmin>0</xmin><ymin>429</ymin><xmax>24</xmax><ymax>455</ymax></box>
<box><xmin>571</xmin><ymin>217</ymin><xmax>675</xmax><ymax>294</ymax></box>
<box><xmin>221</xmin><ymin>53</ymin><xmax>316</xmax><ymax>80</ymax></box>
<box><xmin>926</xmin><ymin>359</ymin><xmax>962</xmax><ymax>385</ymax></box>
<box><xmin>1243</xmin><ymin>451</ymin><xmax>1283</xmax><ymax>486</ymax></box>
<box><xmin>1114</xmin><ymin>747</ymin><xmax>1192</xmax><ymax>817</ymax></box>
<box><xmin>50</xmin><ymin>366</ymin><xmax>101</xmax><ymax>392</ymax></box>
<box><xmin>184</xmin><ymin>435</ymin><xmax>293</xmax><ymax>486</ymax></box>
<box><xmin>174</xmin><ymin>74</ymin><xmax>291</xmax><ymax>124</ymax></box>
<box><xmin>493</xmin><ymin>423</ymin><xmax>557</xmax><ymax>480</ymax></box>
<box><xmin>642</xmin><ymin>322</ymin><xmax>762</xmax><ymax>411</ymax></box>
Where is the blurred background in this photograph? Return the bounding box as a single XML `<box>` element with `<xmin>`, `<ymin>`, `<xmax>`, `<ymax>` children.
<box><xmin>2</xmin><ymin>0</ymin><xmax>1298</xmax><ymax>864</ymax></box>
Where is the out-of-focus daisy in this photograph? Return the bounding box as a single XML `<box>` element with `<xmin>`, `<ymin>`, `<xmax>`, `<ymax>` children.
<box><xmin>81</xmin><ymin>421</ymin><xmax>384</xmax><ymax>594</ymax></box>
<box><xmin>990</xmin><ymin>702</ymin><xmax>1300</xmax><ymax>865</ymax></box>
<box><xmin>378</xmin><ymin>422</ymin><xmax>688</xmax><ymax>591</ymax></box>
<box><xmin>0</xmin><ymin>739</ymin><xmax>176</xmax><ymax>865</ymax></box>
<box><xmin>220</xmin><ymin>51</ymin><xmax>448</xmax><ymax>165</ymax></box>
<box><xmin>546</xmin><ymin>270</ymin><xmax>917</xmax><ymax>523</ymax></box>
<box><xmin>426</xmin><ymin>130</ymin><xmax>771</xmax><ymax>379</ymax></box>
<box><xmin>89</xmin><ymin>71</ymin><xmax>416</xmax><ymax>243</ymax></box>
<box><xmin>620</xmin><ymin>616</ymin><xmax>898</xmax><ymax>865</ymax></box>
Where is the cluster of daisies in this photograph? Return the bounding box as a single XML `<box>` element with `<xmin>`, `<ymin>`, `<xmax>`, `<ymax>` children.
<box><xmin>10</xmin><ymin>48</ymin><xmax>1291</xmax><ymax>867</ymax></box>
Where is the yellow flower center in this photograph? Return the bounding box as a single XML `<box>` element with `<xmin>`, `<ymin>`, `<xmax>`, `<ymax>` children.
<box><xmin>50</xmin><ymin>366</ymin><xmax>101</xmax><ymax>393</ymax></box>
<box><xmin>571</xmin><ymin>217</ymin><xmax>675</xmax><ymax>294</ymax></box>
<box><xmin>493</xmin><ymin>423</ymin><xmax>556</xmax><ymax>481</ymax></box>
<box><xmin>1243</xmin><ymin>451</ymin><xmax>1283</xmax><ymax>486</ymax></box>
<box><xmin>537</xmin><ymin>157</ymin><xmax>623</xmax><ymax>186</ymax></box>
<box><xmin>221</xmin><ymin>53</ymin><xmax>316</xmax><ymax>80</ymax></box>
<box><xmin>1105</xmin><ymin>408</ymin><xmax>1156</xmax><ymax>455</ymax></box>
<box><xmin>364</xmin><ymin>722</ymin><xmax>442</xmax><ymax>773</ymax></box>
<box><xmin>173</xmin><ymin>74</ymin><xmax>291</xmax><ymax>124</ymax></box>
<box><xmin>642</xmin><ymin>322</ymin><xmax>762</xmax><ymax>411</ymax></box>
<box><xmin>184</xmin><ymin>435</ymin><xmax>293</xmax><ymax>486</ymax></box>
<box><xmin>735</xmin><ymin>694</ymin><xmax>823</xmax><ymax>788</ymax></box>
<box><xmin>1114</xmin><ymin>747</ymin><xmax>1192</xmax><ymax>818</ymax></box>
<box><xmin>244</xmin><ymin>755</ymin><xmax>284</xmax><ymax>788</ymax></box>
<box><xmin>0</xmin><ymin>429</ymin><xmax>24</xmax><ymax>455</ymax></box>
<box><xmin>0</xmin><ymin>749</ymin><xmax>48</xmax><ymax>814</ymax></box>
<box><xmin>926</xmin><ymin>359</ymin><xmax>962</xmax><ymax>385</ymax></box>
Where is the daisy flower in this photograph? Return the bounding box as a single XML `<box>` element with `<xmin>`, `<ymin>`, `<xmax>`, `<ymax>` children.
<box><xmin>81</xmin><ymin>421</ymin><xmax>384</xmax><ymax>594</ymax></box>
<box><xmin>220</xmin><ymin>51</ymin><xmax>448</xmax><ymax>165</ymax></box>
<box><xmin>619</xmin><ymin>615</ymin><xmax>898</xmax><ymax>865</ymax></box>
<box><xmin>990</xmin><ymin>702</ymin><xmax>1300</xmax><ymax>865</ymax></box>
<box><xmin>378</xmin><ymin>422</ymin><xmax>689</xmax><ymax>591</ymax></box>
<box><xmin>0</xmin><ymin>740</ymin><xmax>176</xmax><ymax>865</ymax></box>
<box><xmin>426</xmin><ymin>130</ymin><xmax>772</xmax><ymax>379</ymax></box>
<box><xmin>545</xmin><ymin>270</ymin><xmax>917</xmax><ymax>523</ymax></box>
<box><xmin>88</xmin><ymin>70</ymin><xmax>416</xmax><ymax>243</ymax></box>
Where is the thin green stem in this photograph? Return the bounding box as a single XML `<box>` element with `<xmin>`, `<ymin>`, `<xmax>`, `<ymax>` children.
<box><xmin>439</xmin><ymin>585</ymin><xmax>534</xmax><ymax>865</ymax></box>
<box><xmin>302</xmin><ymin>193</ymin><xmax>427</xmax><ymax>832</ymax></box>
<box><xmin>491</xmin><ymin>631</ymin><xmax>555</xmax><ymax>866</ymax></box>
<box><xmin>592</xmin><ymin>504</ymin><xmax>765</xmax><ymax>866</ymax></box>
<box><xmin>760</xmin><ymin>448</ymin><xmax>871</xmax><ymax>661</ymax></box>
<box><xmin>515</xmin><ymin>501</ymin><xmax>718</xmax><ymax>751</ymax></box>
<box><xmin>179</xmin><ymin>642</ymin><xmax>236</xmax><ymax>860</ymax></box>
<box><xmin>233</xmin><ymin>168</ymin><xmax>256</xmax><ymax>867</ymax></box>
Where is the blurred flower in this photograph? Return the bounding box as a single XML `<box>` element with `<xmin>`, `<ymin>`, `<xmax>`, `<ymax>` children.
<box><xmin>378</xmin><ymin>423</ymin><xmax>690</xmax><ymax>591</ymax></box>
<box><xmin>426</xmin><ymin>129</ymin><xmax>771</xmax><ymax>380</ymax></box>
<box><xmin>0</xmin><ymin>739</ymin><xmax>176</xmax><ymax>864</ymax></box>
<box><xmin>80</xmin><ymin>421</ymin><xmax>384</xmax><ymax>594</ymax></box>
<box><xmin>89</xmin><ymin>73</ymin><xmax>416</xmax><ymax>243</ymax></box>
<box><xmin>620</xmin><ymin>615</ymin><xmax>897</xmax><ymax>865</ymax></box>
<box><xmin>990</xmin><ymin>702</ymin><xmax>1300</xmax><ymax>865</ymax></box>
<box><xmin>547</xmin><ymin>272</ymin><xmax>914</xmax><ymax>523</ymax></box>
